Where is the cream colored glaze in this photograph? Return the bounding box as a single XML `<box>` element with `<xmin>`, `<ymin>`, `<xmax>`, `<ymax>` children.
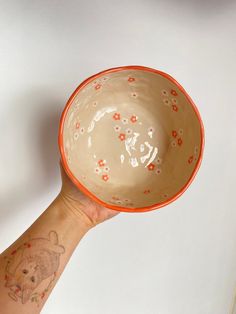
<box><xmin>62</xmin><ymin>69</ymin><xmax>202</xmax><ymax>209</ymax></box>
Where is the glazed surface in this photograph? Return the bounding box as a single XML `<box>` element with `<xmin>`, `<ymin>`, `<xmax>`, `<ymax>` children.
<box><xmin>62</xmin><ymin>69</ymin><xmax>202</xmax><ymax>209</ymax></box>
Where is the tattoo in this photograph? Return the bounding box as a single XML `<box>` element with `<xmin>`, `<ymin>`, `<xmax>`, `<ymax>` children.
<box><xmin>3</xmin><ymin>231</ymin><xmax>65</xmax><ymax>305</ymax></box>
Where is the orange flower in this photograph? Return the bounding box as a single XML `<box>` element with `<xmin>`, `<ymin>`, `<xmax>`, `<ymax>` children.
<box><xmin>128</xmin><ymin>77</ymin><xmax>135</xmax><ymax>82</ymax></box>
<box><xmin>130</xmin><ymin>115</ymin><xmax>138</xmax><ymax>123</ymax></box>
<box><xmin>177</xmin><ymin>138</ymin><xmax>183</xmax><ymax>146</ymax></box>
<box><xmin>147</xmin><ymin>163</ymin><xmax>155</xmax><ymax>171</ymax></box>
<box><xmin>102</xmin><ymin>174</ymin><xmax>109</xmax><ymax>181</ymax></box>
<box><xmin>144</xmin><ymin>189</ymin><xmax>150</xmax><ymax>194</ymax></box>
<box><xmin>113</xmin><ymin>112</ymin><xmax>121</xmax><ymax>120</ymax></box>
<box><xmin>172</xmin><ymin>130</ymin><xmax>177</xmax><ymax>138</ymax></box>
<box><xmin>98</xmin><ymin>159</ymin><xmax>105</xmax><ymax>167</ymax></box>
<box><xmin>118</xmin><ymin>133</ymin><xmax>126</xmax><ymax>141</ymax></box>
<box><xmin>188</xmin><ymin>156</ymin><xmax>193</xmax><ymax>164</ymax></box>
<box><xmin>95</xmin><ymin>84</ymin><xmax>101</xmax><ymax>90</ymax></box>
<box><xmin>171</xmin><ymin>89</ymin><xmax>178</xmax><ymax>96</ymax></box>
<box><xmin>76</xmin><ymin>122</ymin><xmax>80</xmax><ymax>129</ymax></box>
<box><xmin>172</xmin><ymin>104</ymin><xmax>178</xmax><ymax>112</ymax></box>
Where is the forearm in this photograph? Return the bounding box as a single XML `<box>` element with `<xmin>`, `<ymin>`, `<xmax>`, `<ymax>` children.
<box><xmin>0</xmin><ymin>194</ymin><xmax>91</xmax><ymax>314</ymax></box>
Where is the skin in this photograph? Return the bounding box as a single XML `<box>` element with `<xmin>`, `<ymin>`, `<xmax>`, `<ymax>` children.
<box><xmin>0</xmin><ymin>162</ymin><xmax>119</xmax><ymax>314</ymax></box>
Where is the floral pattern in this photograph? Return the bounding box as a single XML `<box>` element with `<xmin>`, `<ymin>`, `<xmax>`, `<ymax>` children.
<box><xmin>114</xmin><ymin>125</ymin><xmax>121</xmax><ymax>132</ymax></box>
<box><xmin>113</xmin><ymin>113</ymin><xmax>121</xmax><ymax>120</ymax></box>
<box><xmin>118</xmin><ymin>133</ymin><xmax>126</xmax><ymax>141</ymax></box>
<box><xmin>128</xmin><ymin>77</ymin><xmax>135</xmax><ymax>82</ymax></box>
<box><xmin>102</xmin><ymin>174</ymin><xmax>109</xmax><ymax>181</ymax></box>
<box><xmin>172</xmin><ymin>130</ymin><xmax>177</xmax><ymax>138</ymax></box>
<box><xmin>188</xmin><ymin>145</ymin><xmax>199</xmax><ymax>165</ymax></box>
<box><xmin>163</xmin><ymin>98</ymin><xmax>171</xmax><ymax>106</ymax></box>
<box><xmin>171</xmin><ymin>89</ymin><xmax>178</xmax><ymax>96</ymax></box>
<box><xmin>161</xmin><ymin>88</ymin><xmax>179</xmax><ymax>113</ymax></box>
<box><xmin>172</xmin><ymin>104</ymin><xmax>178</xmax><ymax>112</ymax></box>
<box><xmin>147</xmin><ymin>163</ymin><xmax>155</xmax><ymax>171</ymax></box>
<box><xmin>188</xmin><ymin>156</ymin><xmax>194</xmax><ymax>164</ymax></box>
<box><xmin>66</xmin><ymin>74</ymin><xmax>200</xmax><ymax>208</ymax></box>
<box><xmin>95</xmin><ymin>167</ymin><xmax>101</xmax><ymax>174</ymax></box>
<box><xmin>177</xmin><ymin>138</ymin><xmax>183</xmax><ymax>146</ymax></box>
<box><xmin>130</xmin><ymin>115</ymin><xmax>138</xmax><ymax>123</ymax></box>
<box><xmin>104</xmin><ymin>166</ymin><xmax>110</xmax><ymax>172</ymax></box>
<box><xmin>161</xmin><ymin>89</ymin><xmax>168</xmax><ymax>96</ymax></box>
<box><xmin>95</xmin><ymin>83</ymin><xmax>101</xmax><ymax>90</ymax></box>
<box><xmin>125</xmin><ymin>128</ymin><xmax>133</xmax><ymax>135</ymax></box>
<box><xmin>171</xmin><ymin>129</ymin><xmax>183</xmax><ymax>148</ymax></box>
<box><xmin>110</xmin><ymin>196</ymin><xmax>133</xmax><ymax>206</ymax></box>
<box><xmin>74</xmin><ymin>132</ymin><xmax>79</xmax><ymax>140</ymax></box>
<box><xmin>94</xmin><ymin>159</ymin><xmax>111</xmax><ymax>182</ymax></box>
<box><xmin>98</xmin><ymin>159</ymin><xmax>106</xmax><ymax>167</ymax></box>
<box><xmin>80</xmin><ymin>127</ymin><xmax>85</xmax><ymax>134</ymax></box>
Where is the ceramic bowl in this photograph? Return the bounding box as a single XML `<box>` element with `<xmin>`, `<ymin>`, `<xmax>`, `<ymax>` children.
<box><xmin>59</xmin><ymin>66</ymin><xmax>204</xmax><ymax>212</ymax></box>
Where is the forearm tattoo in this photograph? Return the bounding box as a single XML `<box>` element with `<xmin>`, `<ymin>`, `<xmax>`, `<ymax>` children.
<box><xmin>3</xmin><ymin>231</ymin><xmax>65</xmax><ymax>305</ymax></box>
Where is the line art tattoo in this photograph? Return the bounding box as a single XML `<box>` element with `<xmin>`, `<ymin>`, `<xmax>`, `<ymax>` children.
<box><xmin>3</xmin><ymin>231</ymin><xmax>65</xmax><ymax>305</ymax></box>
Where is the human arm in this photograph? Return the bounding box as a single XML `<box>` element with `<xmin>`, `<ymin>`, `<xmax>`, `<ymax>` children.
<box><xmin>0</xmin><ymin>163</ymin><xmax>118</xmax><ymax>313</ymax></box>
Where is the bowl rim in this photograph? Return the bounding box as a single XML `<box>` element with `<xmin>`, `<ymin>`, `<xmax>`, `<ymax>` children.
<box><xmin>58</xmin><ymin>65</ymin><xmax>205</xmax><ymax>213</ymax></box>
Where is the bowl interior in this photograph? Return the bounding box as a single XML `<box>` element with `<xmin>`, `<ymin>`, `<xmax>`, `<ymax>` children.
<box><xmin>61</xmin><ymin>68</ymin><xmax>203</xmax><ymax>211</ymax></box>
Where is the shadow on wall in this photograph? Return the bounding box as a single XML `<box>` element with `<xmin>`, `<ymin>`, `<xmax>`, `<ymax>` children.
<box><xmin>0</xmin><ymin>90</ymin><xmax>64</xmax><ymax>222</ymax></box>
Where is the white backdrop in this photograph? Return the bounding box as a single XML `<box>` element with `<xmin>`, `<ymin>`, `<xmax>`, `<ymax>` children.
<box><xmin>0</xmin><ymin>1</ymin><xmax>236</xmax><ymax>314</ymax></box>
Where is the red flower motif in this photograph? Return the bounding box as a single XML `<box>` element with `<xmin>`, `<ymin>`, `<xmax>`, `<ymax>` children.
<box><xmin>76</xmin><ymin>122</ymin><xmax>80</xmax><ymax>129</ymax></box>
<box><xmin>147</xmin><ymin>163</ymin><xmax>155</xmax><ymax>171</ymax></box>
<box><xmin>171</xmin><ymin>89</ymin><xmax>178</xmax><ymax>96</ymax></box>
<box><xmin>98</xmin><ymin>159</ymin><xmax>105</xmax><ymax>167</ymax></box>
<box><xmin>128</xmin><ymin>77</ymin><xmax>135</xmax><ymax>82</ymax></box>
<box><xmin>41</xmin><ymin>292</ymin><xmax>45</xmax><ymax>299</ymax></box>
<box><xmin>95</xmin><ymin>83</ymin><xmax>101</xmax><ymax>90</ymax></box>
<box><xmin>130</xmin><ymin>115</ymin><xmax>138</xmax><ymax>123</ymax></box>
<box><xmin>144</xmin><ymin>189</ymin><xmax>150</xmax><ymax>194</ymax></box>
<box><xmin>177</xmin><ymin>138</ymin><xmax>183</xmax><ymax>146</ymax></box>
<box><xmin>113</xmin><ymin>112</ymin><xmax>121</xmax><ymax>120</ymax></box>
<box><xmin>118</xmin><ymin>133</ymin><xmax>126</xmax><ymax>141</ymax></box>
<box><xmin>188</xmin><ymin>156</ymin><xmax>194</xmax><ymax>164</ymax></box>
<box><xmin>172</xmin><ymin>104</ymin><xmax>178</xmax><ymax>112</ymax></box>
<box><xmin>102</xmin><ymin>174</ymin><xmax>109</xmax><ymax>181</ymax></box>
<box><xmin>172</xmin><ymin>130</ymin><xmax>177</xmax><ymax>138</ymax></box>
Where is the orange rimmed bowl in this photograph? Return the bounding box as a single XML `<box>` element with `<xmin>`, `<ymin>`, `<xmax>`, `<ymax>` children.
<box><xmin>59</xmin><ymin>66</ymin><xmax>204</xmax><ymax>212</ymax></box>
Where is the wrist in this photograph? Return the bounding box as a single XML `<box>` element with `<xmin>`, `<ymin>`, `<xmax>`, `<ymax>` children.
<box><xmin>55</xmin><ymin>193</ymin><xmax>93</xmax><ymax>232</ymax></box>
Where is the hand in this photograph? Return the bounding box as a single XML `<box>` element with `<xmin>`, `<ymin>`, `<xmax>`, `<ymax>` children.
<box><xmin>58</xmin><ymin>162</ymin><xmax>119</xmax><ymax>229</ymax></box>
